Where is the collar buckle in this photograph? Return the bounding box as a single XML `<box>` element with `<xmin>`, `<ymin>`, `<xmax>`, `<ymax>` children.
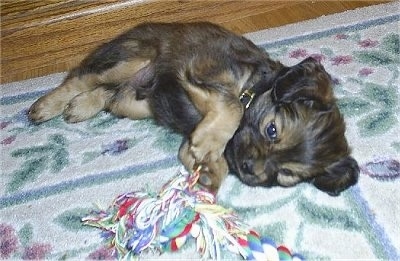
<box><xmin>239</xmin><ymin>89</ymin><xmax>256</xmax><ymax>109</ymax></box>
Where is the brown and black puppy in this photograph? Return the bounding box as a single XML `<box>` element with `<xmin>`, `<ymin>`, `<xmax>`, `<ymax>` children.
<box><xmin>28</xmin><ymin>22</ymin><xmax>358</xmax><ymax>195</ymax></box>
<box><xmin>28</xmin><ymin>22</ymin><xmax>280</xmax><ymax>192</ymax></box>
<box><xmin>225</xmin><ymin>57</ymin><xmax>359</xmax><ymax>195</ymax></box>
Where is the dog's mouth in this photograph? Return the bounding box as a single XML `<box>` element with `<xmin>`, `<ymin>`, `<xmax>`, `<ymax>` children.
<box><xmin>225</xmin><ymin>140</ymin><xmax>277</xmax><ymax>187</ymax></box>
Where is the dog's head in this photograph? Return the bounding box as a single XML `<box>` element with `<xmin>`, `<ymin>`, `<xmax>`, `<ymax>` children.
<box><xmin>226</xmin><ymin>57</ymin><xmax>359</xmax><ymax>196</ymax></box>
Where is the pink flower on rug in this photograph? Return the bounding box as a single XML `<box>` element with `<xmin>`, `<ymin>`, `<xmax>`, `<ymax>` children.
<box><xmin>358</xmin><ymin>38</ymin><xmax>379</xmax><ymax>48</ymax></box>
<box><xmin>289</xmin><ymin>48</ymin><xmax>308</xmax><ymax>59</ymax></box>
<box><xmin>87</xmin><ymin>246</ymin><xmax>115</xmax><ymax>260</ymax></box>
<box><xmin>22</xmin><ymin>243</ymin><xmax>52</xmax><ymax>260</ymax></box>
<box><xmin>101</xmin><ymin>139</ymin><xmax>129</xmax><ymax>155</ymax></box>
<box><xmin>330</xmin><ymin>55</ymin><xmax>353</xmax><ymax>66</ymax></box>
<box><xmin>309</xmin><ymin>54</ymin><xmax>325</xmax><ymax>63</ymax></box>
<box><xmin>335</xmin><ymin>33</ymin><xmax>348</xmax><ymax>40</ymax></box>
<box><xmin>0</xmin><ymin>224</ymin><xmax>19</xmax><ymax>259</ymax></box>
<box><xmin>0</xmin><ymin>121</ymin><xmax>11</xmax><ymax>129</ymax></box>
<box><xmin>1</xmin><ymin>135</ymin><xmax>16</xmax><ymax>145</ymax></box>
<box><xmin>358</xmin><ymin>67</ymin><xmax>374</xmax><ymax>76</ymax></box>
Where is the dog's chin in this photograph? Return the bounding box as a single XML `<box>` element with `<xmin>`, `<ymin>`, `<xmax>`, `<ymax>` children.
<box><xmin>237</xmin><ymin>172</ymin><xmax>274</xmax><ymax>187</ymax></box>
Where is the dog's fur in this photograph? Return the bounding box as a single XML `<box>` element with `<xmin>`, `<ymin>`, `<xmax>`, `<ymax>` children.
<box><xmin>28</xmin><ymin>22</ymin><xmax>359</xmax><ymax>195</ymax></box>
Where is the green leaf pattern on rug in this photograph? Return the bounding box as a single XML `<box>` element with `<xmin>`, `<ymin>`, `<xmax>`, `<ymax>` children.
<box><xmin>86</xmin><ymin>113</ymin><xmax>119</xmax><ymax>129</ymax></box>
<box><xmin>337</xmin><ymin>98</ymin><xmax>371</xmax><ymax>117</ymax></box>
<box><xmin>81</xmin><ymin>151</ymin><xmax>101</xmax><ymax>164</ymax></box>
<box><xmin>354</xmin><ymin>34</ymin><xmax>400</xmax><ymax>65</ymax></box>
<box><xmin>337</xmin><ymin>34</ymin><xmax>399</xmax><ymax>136</ymax></box>
<box><xmin>18</xmin><ymin>224</ymin><xmax>34</xmax><ymax>247</ymax></box>
<box><xmin>153</xmin><ymin>129</ymin><xmax>182</xmax><ymax>152</ymax></box>
<box><xmin>392</xmin><ymin>142</ymin><xmax>400</xmax><ymax>152</ymax></box>
<box><xmin>297</xmin><ymin>196</ymin><xmax>361</xmax><ymax>230</ymax></box>
<box><xmin>351</xmin><ymin>82</ymin><xmax>399</xmax><ymax>136</ymax></box>
<box><xmin>355</xmin><ymin>50</ymin><xmax>397</xmax><ymax>65</ymax></box>
<box><xmin>256</xmin><ymin>222</ymin><xmax>287</xmax><ymax>244</ymax></box>
<box><xmin>381</xmin><ymin>33</ymin><xmax>400</xmax><ymax>54</ymax></box>
<box><xmin>358</xmin><ymin>110</ymin><xmax>397</xmax><ymax>136</ymax></box>
<box><xmin>363</xmin><ymin>82</ymin><xmax>397</xmax><ymax>107</ymax></box>
<box><xmin>7</xmin><ymin>134</ymin><xmax>69</xmax><ymax>192</ymax></box>
<box><xmin>54</xmin><ymin>208</ymin><xmax>93</xmax><ymax>231</ymax></box>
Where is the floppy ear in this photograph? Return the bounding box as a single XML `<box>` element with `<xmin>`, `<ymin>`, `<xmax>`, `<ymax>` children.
<box><xmin>272</xmin><ymin>57</ymin><xmax>334</xmax><ymax>110</ymax></box>
<box><xmin>312</xmin><ymin>156</ymin><xmax>360</xmax><ymax>196</ymax></box>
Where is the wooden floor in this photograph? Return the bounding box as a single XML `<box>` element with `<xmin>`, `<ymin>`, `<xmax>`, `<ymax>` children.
<box><xmin>1</xmin><ymin>1</ymin><xmax>387</xmax><ymax>84</ymax></box>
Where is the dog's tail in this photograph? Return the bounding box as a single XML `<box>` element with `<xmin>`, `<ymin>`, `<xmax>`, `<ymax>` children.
<box><xmin>312</xmin><ymin>156</ymin><xmax>360</xmax><ymax>196</ymax></box>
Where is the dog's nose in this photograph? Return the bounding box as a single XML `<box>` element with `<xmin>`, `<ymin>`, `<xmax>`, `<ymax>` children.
<box><xmin>241</xmin><ymin>159</ymin><xmax>254</xmax><ymax>174</ymax></box>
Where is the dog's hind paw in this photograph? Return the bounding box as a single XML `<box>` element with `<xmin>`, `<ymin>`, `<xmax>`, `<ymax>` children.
<box><xmin>28</xmin><ymin>96</ymin><xmax>65</xmax><ymax>123</ymax></box>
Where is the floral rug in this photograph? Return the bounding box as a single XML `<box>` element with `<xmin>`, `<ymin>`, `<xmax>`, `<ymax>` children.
<box><xmin>1</xmin><ymin>3</ymin><xmax>399</xmax><ymax>260</ymax></box>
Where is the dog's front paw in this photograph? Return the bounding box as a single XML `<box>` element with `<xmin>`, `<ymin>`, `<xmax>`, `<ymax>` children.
<box><xmin>179</xmin><ymin>141</ymin><xmax>228</xmax><ymax>193</ymax></box>
<box><xmin>196</xmin><ymin>159</ymin><xmax>228</xmax><ymax>193</ymax></box>
<box><xmin>189</xmin><ymin>135</ymin><xmax>225</xmax><ymax>163</ymax></box>
<box><xmin>29</xmin><ymin>96</ymin><xmax>66</xmax><ymax>123</ymax></box>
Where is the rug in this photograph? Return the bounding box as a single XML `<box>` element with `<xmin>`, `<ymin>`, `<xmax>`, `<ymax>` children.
<box><xmin>1</xmin><ymin>2</ymin><xmax>399</xmax><ymax>260</ymax></box>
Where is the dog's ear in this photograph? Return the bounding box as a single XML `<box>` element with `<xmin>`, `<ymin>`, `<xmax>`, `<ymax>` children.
<box><xmin>312</xmin><ymin>156</ymin><xmax>360</xmax><ymax>196</ymax></box>
<box><xmin>272</xmin><ymin>57</ymin><xmax>334</xmax><ymax>110</ymax></box>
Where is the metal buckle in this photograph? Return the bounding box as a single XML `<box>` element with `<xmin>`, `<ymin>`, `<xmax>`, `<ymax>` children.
<box><xmin>239</xmin><ymin>89</ymin><xmax>255</xmax><ymax>109</ymax></box>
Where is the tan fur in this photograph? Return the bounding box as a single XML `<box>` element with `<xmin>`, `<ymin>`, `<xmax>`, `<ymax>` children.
<box><xmin>64</xmin><ymin>87</ymin><xmax>113</xmax><ymax>123</ymax></box>
<box><xmin>29</xmin><ymin>75</ymin><xmax>98</xmax><ymax>122</ymax></box>
<box><xmin>176</xmin><ymin>68</ymin><xmax>245</xmax><ymax>188</ymax></box>
<box><xmin>277</xmin><ymin>162</ymin><xmax>311</xmax><ymax>186</ymax></box>
<box><xmin>29</xmin><ymin>59</ymin><xmax>151</xmax><ymax>123</ymax></box>
<box><xmin>107</xmin><ymin>89</ymin><xmax>153</xmax><ymax>120</ymax></box>
<box><xmin>98</xmin><ymin>59</ymin><xmax>151</xmax><ymax>83</ymax></box>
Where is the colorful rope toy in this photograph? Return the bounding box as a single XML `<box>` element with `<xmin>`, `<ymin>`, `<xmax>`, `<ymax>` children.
<box><xmin>82</xmin><ymin>166</ymin><xmax>304</xmax><ymax>261</ymax></box>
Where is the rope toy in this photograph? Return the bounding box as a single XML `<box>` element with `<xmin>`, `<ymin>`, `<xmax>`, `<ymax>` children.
<box><xmin>82</xmin><ymin>166</ymin><xmax>304</xmax><ymax>261</ymax></box>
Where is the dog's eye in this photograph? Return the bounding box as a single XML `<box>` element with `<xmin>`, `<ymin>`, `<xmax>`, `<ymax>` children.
<box><xmin>265</xmin><ymin>121</ymin><xmax>278</xmax><ymax>140</ymax></box>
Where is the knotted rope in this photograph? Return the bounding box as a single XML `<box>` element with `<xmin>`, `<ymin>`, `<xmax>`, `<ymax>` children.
<box><xmin>82</xmin><ymin>166</ymin><xmax>304</xmax><ymax>260</ymax></box>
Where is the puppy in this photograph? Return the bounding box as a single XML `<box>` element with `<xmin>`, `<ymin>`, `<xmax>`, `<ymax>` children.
<box><xmin>28</xmin><ymin>22</ymin><xmax>359</xmax><ymax>195</ymax></box>
<box><xmin>225</xmin><ymin>57</ymin><xmax>359</xmax><ymax>195</ymax></box>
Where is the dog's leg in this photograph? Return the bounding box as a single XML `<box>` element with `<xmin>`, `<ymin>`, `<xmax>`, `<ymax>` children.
<box><xmin>179</xmin><ymin>86</ymin><xmax>244</xmax><ymax>191</ymax></box>
<box><xmin>62</xmin><ymin>59</ymin><xmax>152</xmax><ymax>123</ymax></box>
<box><xmin>192</xmin><ymin>102</ymin><xmax>243</xmax><ymax>191</ymax></box>
<box><xmin>106</xmin><ymin>62</ymin><xmax>155</xmax><ymax>120</ymax></box>
<box><xmin>63</xmin><ymin>87</ymin><xmax>113</xmax><ymax>123</ymax></box>
<box><xmin>190</xmin><ymin>102</ymin><xmax>243</xmax><ymax>162</ymax></box>
<box><xmin>29</xmin><ymin>59</ymin><xmax>151</xmax><ymax>123</ymax></box>
<box><xmin>107</xmin><ymin>88</ymin><xmax>153</xmax><ymax>120</ymax></box>
<box><xmin>29</xmin><ymin>75</ymin><xmax>99</xmax><ymax>123</ymax></box>
<box><xmin>175</xmin><ymin>63</ymin><xmax>247</xmax><ymax>191</ymax></box>
<box><xmin>179</xmin><ymin>140</ymin><xmax>229</xmax><ymax>192</ymax></box>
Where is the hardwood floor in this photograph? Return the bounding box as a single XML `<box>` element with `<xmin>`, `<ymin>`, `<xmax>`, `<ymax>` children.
<box><xmin>1</xmin><ymin>1</ymin><xmax>388</xmax><ymax>84</ymax></box>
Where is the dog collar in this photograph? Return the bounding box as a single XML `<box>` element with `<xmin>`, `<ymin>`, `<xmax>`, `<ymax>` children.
<box><xmin>239</xmin><ymin>78</ymin><xmax>272</xmax><ymax>109</ymax></box>
<box><xmin>239</xmin><ymin>89</ymin><xmax>256</xmax><ymax>109</ymax></box>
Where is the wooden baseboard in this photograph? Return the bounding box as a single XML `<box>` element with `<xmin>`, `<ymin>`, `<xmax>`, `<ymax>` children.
<box><xmin>1</xmin><ymin>1</ymin><xmax>386</xmax><ymax>84</ymax></box>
